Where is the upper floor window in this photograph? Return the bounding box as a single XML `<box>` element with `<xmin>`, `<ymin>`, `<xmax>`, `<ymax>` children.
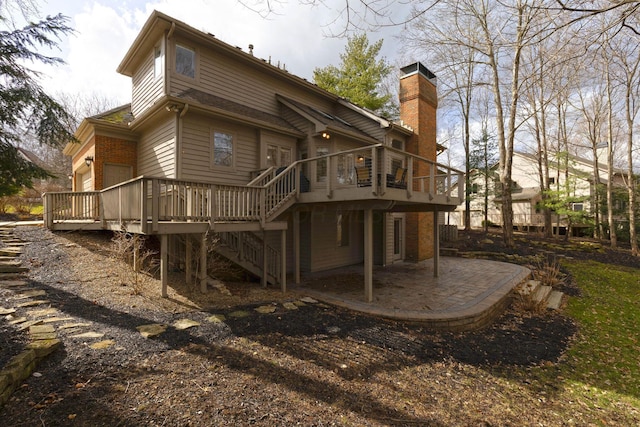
<box><xmin>176</xmin><ymin>44</ymin><xmax>195</xmax><ymax>78</ymax></box>
<box><xmin>391</xmin><ymin>139</ymin><xmax>404</xmax><ymax>150</ymax></box>
<box><xmin>212</xmin><ymin>131</ymin><xmax>234</xmax><ymax>167</ymax></box>
<box><xmin>154</xmin><ymin>44</ymin><xmax>164</xmax><ymax>79</ymax></box>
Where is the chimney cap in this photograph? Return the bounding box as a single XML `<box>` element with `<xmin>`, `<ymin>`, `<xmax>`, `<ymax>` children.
<box><xmin>400</xmin><ymin>62</ymin><xmax>437</xmax><ymax>81</ymax></box>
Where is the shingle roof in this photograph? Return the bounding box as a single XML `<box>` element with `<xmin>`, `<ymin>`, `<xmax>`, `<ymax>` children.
<box><xmin>178</xmin><ymin>88</ymin><xmax>301</xmax><ymax>133</ymax></box>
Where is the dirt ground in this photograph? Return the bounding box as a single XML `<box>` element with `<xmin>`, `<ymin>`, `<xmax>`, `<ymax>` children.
<box><xmin>0</xmin><ymin>227</ymin><xmax>637</xmax><ymax>426</ymax></box>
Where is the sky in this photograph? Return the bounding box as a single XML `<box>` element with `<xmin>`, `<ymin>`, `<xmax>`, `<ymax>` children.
<box><xmin>31</xmin><ymin>0</ymin><xmax>415</xmax><ymax>106</ymax></box>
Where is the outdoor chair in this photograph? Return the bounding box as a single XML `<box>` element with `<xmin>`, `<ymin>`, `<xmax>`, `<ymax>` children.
<box><xmin>355</xmin><ymin>166</ymin><xmax>372</xmax><ymax>187</ymax></box>
<box><xmin>387</xmin><ymin>167</ymin><xmax>407</xmax><ymax>189</ymax></box>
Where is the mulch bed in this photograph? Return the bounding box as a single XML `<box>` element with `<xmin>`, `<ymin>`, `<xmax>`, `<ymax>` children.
<box><xmin>0</xmin><ymin>226</ymin><xmax>633</xmax><ymax>425</ymax></box>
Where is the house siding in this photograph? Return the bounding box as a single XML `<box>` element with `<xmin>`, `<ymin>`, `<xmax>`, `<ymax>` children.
<box><xmin>131</xmin><ymin>46</ymin><xmax>164</xmax><ymax>118</ymax></box>
<box><xmin>179</xmin><ymin>113</ymin><xmax>260</xmax><ymax>184</ymax></box>
<box><xmin>304</xmin><ymin>206</ymin><xmax>363</xmax><ymax>273</ymax></box>
<box><xmin>138</xmin><ymin>118</ymin><xmax>175</xmax><ymax>178</ymax></box>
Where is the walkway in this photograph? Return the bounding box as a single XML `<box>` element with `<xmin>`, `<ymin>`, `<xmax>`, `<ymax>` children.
<box><xmin>296</xmin><ymin>257</ymin><xmax>531</xmax><ymax>331</ymax></box>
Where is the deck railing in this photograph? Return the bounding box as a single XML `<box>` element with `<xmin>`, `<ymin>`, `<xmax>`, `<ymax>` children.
<box><xmin>43</xmin><ymin>145</ymin><xmax>463</xmax><ymax>231</ymax></box>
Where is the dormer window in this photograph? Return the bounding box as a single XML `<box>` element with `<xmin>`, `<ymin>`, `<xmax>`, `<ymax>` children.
<box><xmin>176</xmin><ymin>44</ymin><xmax>195</xmax><ymax>78</ymax></box>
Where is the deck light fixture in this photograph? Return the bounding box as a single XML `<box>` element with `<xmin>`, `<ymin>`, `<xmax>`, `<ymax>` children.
<box><xmin>85</xmin><ymin>156</ymin><xmax>94</xmax><ymax>167</ymax></box>
<box><xmin>321</xmin><ymin>132</ymin><xmax>331</xmax><ymax>139</ymax></box>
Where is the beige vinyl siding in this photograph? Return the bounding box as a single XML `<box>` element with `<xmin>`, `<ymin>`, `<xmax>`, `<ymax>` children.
<box><xmin>179</xmin><ymin>114</ymin><xmax>258</xmax><ymax>185</ymax></box>
<box><xmin>131</xmin><ymin>47</ymin><xmax>165</xmax><ymax>118</ymax></box>
<box><xmin>307</xmin><ymin>206</ymin><xmax>363</xmax><ymax>273</ymax></box>
<box><xmin>168</xmin><ymin>37</ymin><xmax>333</xmax><ymax>117</ymax></box>
<box><xmin>138</xmin><ymin>119</ymin><xmax>175</xmax><ymax>178</ymax></box>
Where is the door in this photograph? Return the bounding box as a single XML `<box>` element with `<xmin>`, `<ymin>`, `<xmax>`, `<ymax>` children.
<box><xmin>393</xmin><ymin>217</ymin><xmax>404</xmax><ymax>261</ymax></box>
<box><xmin>104</xmin><ymin>164</ymin><xmax>133</xmax><ymax>189</ymax></box>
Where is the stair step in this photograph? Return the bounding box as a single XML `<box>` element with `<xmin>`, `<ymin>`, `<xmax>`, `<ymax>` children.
<box><xmin>546</xmin><ymin>290</ymin><xmax>563</xmax><ymax>310</ymax></box>
<box><xmin>533</xmin><ymin>285</ymin><xmax>553</xmax><ymax>303</ymax></box>
<box><xmin>516</xmin><ymin>279</ymin><xmax>541</xmax><ymax>297</ymax></box>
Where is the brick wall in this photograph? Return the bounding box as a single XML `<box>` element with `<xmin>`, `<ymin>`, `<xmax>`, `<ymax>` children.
<box><xmin>400</xmin><ymin>66</ymin><xmax>438</xmax><ymax>261</ymax></box>
<box><xmin>94</xmin><ymin>135</ymin><xmax>137</xmax><ymax>190</ymax></box>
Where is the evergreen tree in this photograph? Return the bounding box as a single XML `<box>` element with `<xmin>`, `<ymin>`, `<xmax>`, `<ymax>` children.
<box><xmin>0</xmin><ymin>13</ymin><xmax>75</xmax><ymax>197</ymax></box>
<box><xmin>313</xmin><ymin>34</ymin><xmax>396</xmax><ymax>117</ymax></box>
<box><xmin>469</xmin><ymin>129</ymin><xmax>498</xmax><ymax>233</ymax></box>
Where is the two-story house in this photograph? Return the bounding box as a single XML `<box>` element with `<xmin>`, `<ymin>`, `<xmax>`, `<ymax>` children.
<box><xmin>452</xmin><ymin>150</ymin><xmax>626</xmax><ymax>235</ymax></box>
<box><xmin>45</xmin><ymin>11</ymin><xmax>463</xmax><ymax>302</ymax></box>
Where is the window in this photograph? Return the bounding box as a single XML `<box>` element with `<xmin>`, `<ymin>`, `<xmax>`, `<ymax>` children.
<box><xmin>337</xmin><ymin>153</ymin><xmax>354</xmax><ymax>184</ymax></box>
<box><xmin>176</xmin><ymin>44</ymin><xmax>195</xmax><ymax>78</ymax></box>
<box><xmin>391</xmin><ymin>139</ymin><xmax>404</xmax><ymax>150</ymax></box>
<box><xmin>470</xmin><ymin>183</ymin><xmax>479</xmax><ymax>194</ymax></box>
<box><xmin>154</xmin><ymin>44</ymin><xmax>163</xmax><ymax>79</ymax></box>
<box><xmin>316</xmin><ymin>146</ymin><xmax>329</xmax><ymax>181</ymax></box>
<box><xmin>212</xmin><ymin>131</ymin><xmax>233</xmax><ymax>167</ymax></box>
<box><xmin>266</xmin><ymin>144</ymin><xmax>292</xmax><ymax>168</ymax></box>
<box><xmin>337</xmin><ymin>212</ymin><xmax>350</xmax><ymax>247</ymax></box>
<box><xmin>549</xmin><ymin>177</ymin><xmax>555</xmax><ymax>185</ymax></box>
<box><xmin>572</xmin><ymin>203</ymin><xmax>584</xmax><ymax>212</ymax></box>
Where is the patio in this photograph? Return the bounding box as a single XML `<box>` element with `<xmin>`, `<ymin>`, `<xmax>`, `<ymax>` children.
<box><xmin>296</xmin><ymin>257</ymin><xmax>531</xmax><ymax>331</ymax></box>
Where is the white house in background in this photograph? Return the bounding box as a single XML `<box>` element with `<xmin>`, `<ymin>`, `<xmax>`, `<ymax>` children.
<box><xmin>451</xmin><ymin>150</ymin><xmax>627</xmax><ymax>234</ymax></box>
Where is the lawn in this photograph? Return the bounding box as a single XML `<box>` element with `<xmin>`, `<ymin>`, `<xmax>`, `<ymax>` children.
<box><xmin>510</xmin><ymin>260</ymin><xmax>640</xmax><ymax>423</ymax></box>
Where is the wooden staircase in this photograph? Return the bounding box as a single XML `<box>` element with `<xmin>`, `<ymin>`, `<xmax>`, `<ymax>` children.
<box><xmin>215</xmin><ymin>231</ymin><xmax>281</xmax><ymax>286</ymax></box>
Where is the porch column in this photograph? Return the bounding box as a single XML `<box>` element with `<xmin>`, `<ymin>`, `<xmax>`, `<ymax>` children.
<box><xmin>185</xmin><ymin>235</ymin><xmax>192</xmax><ymax>284</ymax></box>
<box><xmin>293</xmin><ymin>210</ymin><xmax>300</xmax><ymax>284</ymax></box>
<box><xmin>364</xmin><ymin>209</ymin><xmax>373</xmax><ymax>302</ymax></box>
<box><xmin>160</xmin><ymin>234</ymin><xmax>168</xmax><ymax>298</ymax></box>
<box><xmin>262</xmin><ymin>231</ymin><xmax>268</xmax><ymax>287</ymax></box>
<box><xmin>433</xmin><ymin>209</ymin><xmax>439</xmax><ymax>278</ymax></box>
<box><xmin>280</xmin><ymin>229</ymin><xmax>287</xmax><ymax>293</ymax></box>
<box><xmin>200</xmin><ymin>232</ymin><xmax>207</xmax><ymax>293</ymax></box>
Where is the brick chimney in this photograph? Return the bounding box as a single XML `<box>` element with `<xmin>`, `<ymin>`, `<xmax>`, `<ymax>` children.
<box><xmin>399</xmin><ymin>62</ymin><xmax>438</xmax><ymax>261</ymax></box>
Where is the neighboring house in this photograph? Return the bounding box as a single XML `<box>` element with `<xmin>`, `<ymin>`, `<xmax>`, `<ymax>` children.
<box><xmin>45</xmin><ymin>11</ymin><xmax>463</xmax><ymax>301</ymax></box>
<box><xmin>451</xmin><ymin>150</ymin><xmax>627</xmax><ymax>234</ymax></box>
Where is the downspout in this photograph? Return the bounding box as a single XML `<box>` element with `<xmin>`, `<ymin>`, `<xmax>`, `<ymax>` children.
<box><xmin>174</xmin><ymin>103</ymin><xmax>189</xmax><ymax>179</ymax></box>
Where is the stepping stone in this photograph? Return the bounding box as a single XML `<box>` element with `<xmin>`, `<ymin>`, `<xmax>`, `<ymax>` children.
<box><xmin>0</xmin><ymin>260</ymin><xmax>22</xmax><ymax>267</ymax></box>
<box><xmin>228</xmin><ymin>310</ymin><xmax>250</xmax><ymax>318</ymax></box>
<box><xmin>16</xmin><ymin>300</ymin><xmax>49</xmax><ymax>308</ymax></box>
<box><xmin>173</xmin><ymin>319</ymin><xmax>200</xmax><ymax>330</ymax></box>
<box><xmin>0</xmin><ymin>280</ymin><xmax>28</xmax><ymax>288</ymax></box>
<box><xmin>0</xmin><ymin>307</ymin><xmax>16</xmax><ymax>315</ymax></box>
<box><xmin>255</xmin><ymin>305</ymin><xmax>276</xmax><ymax>314</ymax></box>
<box><xmin>292</xmin><ymin>301</ymin><xmax>307</xmax><ymax>307</ymax></box>
<box><xmin>8</xmin><ymin>316</ymin><xmax>28</xmax><ymax>325</ymax></box>
<box><xmin>18</xmin><ymin>319</ymin><xmax>43</xmax><ymax>331</ymax></box>
<box><xmin>0</xmin><ymin>265</ymin><xmax>28</xmax><ymax>273</ymax></box>
<box><xmin>29</xmin><ymin>324</ymin><xmax>55</xmax><ymax>335</ymax></box>
<box><xmin>206</xmin><ymin>314</ymin><xmax>226</xmax><ymax>323</ymax></box>
<box><xmin>27</xmin><ymin>308</ymin><xmax>59</xmax><ymax>317</ymax></box>
<box><xmin>70</xmin><ymin>331</ymin><xmax>104</xmax><ymax>339</ymax></box>
<box><xmin>282</xmin><ymin>302</ymin><xmax>298</xmax><ymax>310</ymax></box>
<box><xmin>31</xmin><ymin>332</ymin><xmax>57</xmax><ymax>340</ymax></box>
<box><xmin>27</xmin><ymin>339</ymin><xmax>61</xmax><ymax>358</ymax></box>
<box><xmin>13</xmin><ymin>289</ymin><xmax>47</xmax><ymax>299</ymax></box>
<box><xmin>547</xmin><ymin>291</ymin><xmax>564</xmax><ymax>310</ymax></box>
<box><xmin>136</xmin><ymin>324</ymin><xmax>167</xmax><ymax>338</ymax></box>
<box><xmin>300</xmin><ymin>297</ymin><xmax>318</xmax><ymax>304</ymax></box>
<box><xmin>42</xmin><ymin>317</ymin><xmax>74</xmax><ymax>323</ymax></box>
<box><xmin>90</xmin><ymin>340</ymin><xmax>115</xmax><ymax>350</ymax></box>
<box><xmin>58</xmin><ymin>322</ymin><xmax>91</xmax><ymax>330</ymax></box>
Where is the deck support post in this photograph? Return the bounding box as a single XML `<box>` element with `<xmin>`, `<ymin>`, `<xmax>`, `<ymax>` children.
<box><xmin>185</xmin><ymin>235</ymin><xmax>192</xmax><ymax>284</ymax></box>
<box><xmin>433</xmin><ymin>209</ymin><xmax>439</xmax><ymax>278</ymax></box>
<box><xmin>200</xmin><ymin>232</ymin><xmax>207</xmax><ymax>293</ymax></box>
<box><xmin>293</xmin><ymin>210</ymin><xmax>300</xmax><ymax>284</ymax></box>
<box><xmin>364</xmin><ymin>208</ymin><xmax>373</xmax><ymax>303</ymax></box>
<box><xmin>160</xmin><ymin>234</ymin><xmax>168</xmax><ymax>298</ymax></box>
<box><xmin>280</xmin><ymin>229</ymin><xmax>287</xmax><ymax>293</ymax></box>
<box><xmin>261</xmin><ymin>231</ymin><xmax>268</xmax><ymax>288</ymax></box>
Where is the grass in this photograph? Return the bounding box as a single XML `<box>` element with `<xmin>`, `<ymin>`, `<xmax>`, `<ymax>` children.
<box><xmin>511</xmin><ymin>260</ymin><xmax>640</xmax><ymax>421</ymax></box>
<box><xmin>3</xmin><ymin>204</ymin><xmax>43</xmax><ymax>216</ymax></box>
